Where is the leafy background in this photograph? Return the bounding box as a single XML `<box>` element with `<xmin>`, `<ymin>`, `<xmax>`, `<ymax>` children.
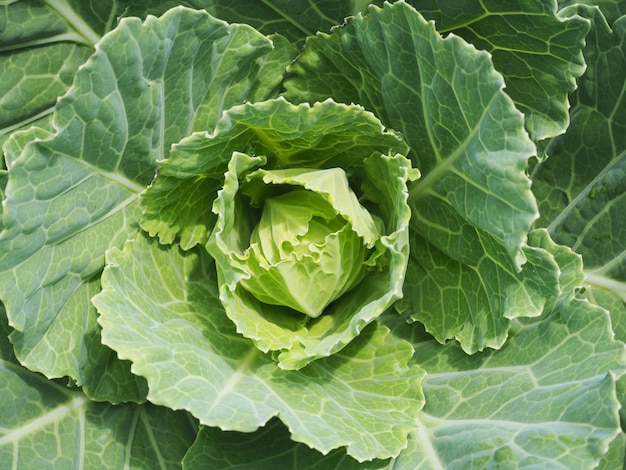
<box><xmin>1</xmin><ymin>0</ymin><xmax>625</xmax><ymax>468</ymax></box>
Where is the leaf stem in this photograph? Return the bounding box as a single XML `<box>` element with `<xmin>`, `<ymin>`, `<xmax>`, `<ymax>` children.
<box><xmin>585</xmin><ymin>272</ymin><xmax>626</xmax><ymax>303</ymax></box>
<box><xmin>43</xmin><ymin>0</ymin><xmax>101</xmax><ymax>47</ymax></box>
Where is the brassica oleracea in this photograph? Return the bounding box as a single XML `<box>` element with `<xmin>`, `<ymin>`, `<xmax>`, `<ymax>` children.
<box><xmin>0</xmin><ymin>1</ymin><xmax>625</xmax><ymax>468</ymax></box>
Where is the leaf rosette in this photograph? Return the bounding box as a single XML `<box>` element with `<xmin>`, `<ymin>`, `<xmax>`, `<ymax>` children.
<box><xmin>141</xmin><ymin>97</ymin><xmax>417</xmax><ymax>369</ymax></box>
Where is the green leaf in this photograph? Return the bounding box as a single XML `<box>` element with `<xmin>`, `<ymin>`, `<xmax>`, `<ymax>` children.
<box><xmin>0</xmin><ymin>304</ymin><xmax>197</xmax><ymax>469</ymax></box>
<box><xmin>0</xmin><ymin>1</ymin><xmax>95</xmax><ymax>140</ymax></box>
<box><xmin>0</xmin><ymin>6</ymin><xmax>284</xmax><ymax>401</ymax></box>
<box><xmin>182</xmin><ymin>420</ymin><xmax>391</xmax><ymax>469</ymax></box>
<box><xmin>285</xmin><ymin>2</ymin><xmax>549</xmax><ymax>353</ymax></box>
<box><xmin>529</xmin><ymin>10</ymin><xmax>626</xmax><ymax>449</ymax></box>
<box><xmin>585</xmin><ymin>286</ymin><xmax>626</xmax><ymax>437</ymax></box>
<box><xmin>599</xmin><ymin>432</ymin><xmax>626</xmax><ymax>470</ymax></box>
<box><xmin>93</xmin><ymin>233</ymin><xmax>425</xmax><ymax>462</ymax></box>
<box><xmin>400</xmin><ymin>222</ymin><xmax>562</xmax><ymax>353</ymax></box>
<box><xmin>558</xmin><ymin>0</ymin><xmax>626</xmax><ymax>26</ymax></box>
<box><xmin>380</xmin><ymin>297</ymin><xmax>626</xmax><ymax>467</ymax></box>
<box><xmin>1</xmin><ymin>1</ymin><xmax>294</xmax><ymax>143</ymax></box>
<box><xmin>141</xmin><ymin>96</ymin><xmax>407</xmax><ymax>248</ymax></box>
<box><xmin>531</xmin><ymin>6</ymin><xmax>626</xmax><ymax>316</ymax></box>
<box><xmin>401</xmin><ymin>0</ymin><xmax>590</xmax><ymax>140</ymax></box>
<box><xmin>232</xmin><ymin>169</ymin><xmax>375</xmax><ymax>318</ymax></box>
<box><xmin>202</xmin><ymin>0</ymin><xmax>383</xmax><ymax>44</ymax></box>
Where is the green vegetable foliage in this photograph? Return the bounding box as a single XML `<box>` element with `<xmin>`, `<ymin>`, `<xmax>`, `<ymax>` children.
<box><xmin>1</xmin><ymin>0</ymin><xmax>625</xmax><ymax>468</ymax></box>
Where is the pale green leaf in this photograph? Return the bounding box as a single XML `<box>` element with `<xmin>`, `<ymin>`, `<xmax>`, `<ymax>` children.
<box><xmin>0</xmin><ymin>0</ymin><xmax>163</xmax><ymax>143</ymax></box>
<box><xmin>141</xmin><ymin>97</ymin><xmax>407</xmax><ymax>248</ymax></box>
<box><xmin>0</xmin><ymin>6</ymin><xmax>283</xmax><ymax>401</ymax></box>
<box><xmin>0</xmin><ymin>0</ymin><xmax>108</xmax><ymax>141</ymax></box>
<box><xmin>599</xmin><ymin>432</ymin><xmax>626</xmax><ymax>470</ymax></box>
<box><xmin>380</xmin><ymin>297</ymin><xmax>626</xmax><ymax>468</ymax></box>
<box><xmin>0</xmin><ymin>304</ymin><xmax>197</xmax><ymax>469</ymax></box>
<box><xmin>145</xmin><ymin>98</ymin><xmax>414</xmax><ymax>369</ymax></box>
<box><xmin>531</xmin><ymin>9</ymin><xmax>626</xmax><ymax>437</ymax></box>
<box><xmin>401</xmin><ymin>0</ymin><xmax>589</xmax><ymax>140</ymax></box>
<box><xmin>1</xmin><ymin>1</ymin><xmax>289</xmax><ymax>142</ymax></box>
<box><xmin>207</xmin><ymin>150</ymin><xmax>414</xmax><ymax>369</ymax></box>
<box><xmin>93</xmin><ymin>233</ymin><xmax>425</xmax><ymax>462</ymax></box>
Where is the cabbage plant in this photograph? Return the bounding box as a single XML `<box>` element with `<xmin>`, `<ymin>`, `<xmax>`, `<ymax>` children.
<box><xmin>1</xmin><ymin>1</ymin><xmax>625</xmax><ymax>468</ymax></box>
<box><xmin>147</xmin><ymin>97</ymin><xmax>418</xmax><ymax>370</ymax></box>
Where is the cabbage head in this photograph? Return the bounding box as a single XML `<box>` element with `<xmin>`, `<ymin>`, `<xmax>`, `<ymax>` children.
<box><xmin>142</xmin><ymin>97</ymin><xmax>418</xmax><ymax>369</ymax></box>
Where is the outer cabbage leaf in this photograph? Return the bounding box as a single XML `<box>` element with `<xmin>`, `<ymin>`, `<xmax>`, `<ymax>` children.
<box><xmin>384</xmin><ymin>300</ymin><xmax>625</xmax><ymax>468</ymax></box>
<box><xmin>199</xmin><ymin>0</ymin><xmax>383</xmax><ymax>44</ymax></box>
<box><xmin>532</xmin><ymin>6</ymin><xmax>626</xmax><ymax>306</ymax></box>
<box><xmin>0</xmin><ymin>0</ymin><xmax>177</xmax><ymax>143</ymax></box>
<box><xmin>0</xmin><ymin>6</ymin><xmax>289</xmax><ymax>401</ymax></box>
<box><xmin>400</xmin><ymin>0</ymin><xmax>589</xmax><ymax>141</ymax></box>
<box><xmin>0</xmin><ymin>304</ymin><xmax>197</xmax><ymax>469</ymax></box>
<box><xmin>558</xmin><ymin>0</ymin><xmax>626</xmax><ymax>25</ymax></box>
<box><xmin>0</xmin><ymin>0</ymin><xmax>295</xmax><ymax>147</ymax></box>
<box><xmin>0</xmin><ymin>0</ymin><xmax>98</xmax><ymax>143</ymax></box>
<box><xmin>600</xmin><ymin>432</ymin><xmax>626</xmax><ymax>470</ymax></box>
<box><xmin>384</xmin><ymin>232</ymin><xmax>625</xmax><ymax>467</ymax></box>
<box><xmin>378</xmin><ymin>236</ymin><xmax>625</xmax><ymax>468</ymax></box>
<box><xmin>532</xmin><ymin>7</ymin><xmax>626</xmax><ymax>458</ymax></box>
<box><xmin>92</xmin><ymin>233</ymin><xmax>425</xmax><ymax>462</ymax></box>
<box><xmin>284</xmin><ymin>1</ymin><xmax>554</xmax><ymax>353</ymax></box>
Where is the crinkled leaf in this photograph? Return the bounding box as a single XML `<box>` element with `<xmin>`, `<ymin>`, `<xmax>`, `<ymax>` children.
<box><xmin>0</xmin><ymin>304</ymin><xmax>197</xmax><ymax>469</ymax></box>
<box><xmin>141</xmin><ymin>97</ymin><xmax>407</xmax><ymax>248</ymax></box>
<box><xmin>93</xmin><ymin>233</ymin><xmax>425</xmax><ymax>462</ymax></box>
<box><xmin>558</xmin><ymin>0</ymin><xmax>626</xmax><ymax>25</ymax></box>
<box><xmin>401</xmin><ymin>221</ymin><xmax>562</xmax><ymax>353</ymax></box>
<box><xmin>0</xmin><ymin>0</ymin><xmax>290</xmax><ymax>143</ymax></box>
<box><xmin>585</xmin><ymin>285</ymin><xmax>626</xmax><ymax>437</ymax></box>
<box><xmin>380</xmin><ymin>298</ymin><xmax>625</xmax><ymax>468</ymax></box>
<box><xmin>207</xmin><ymin>148</ymin><xmax>413</xmax><ymax>369</ymax></box>
<box><xmin>0</xmin><ymin>0</ymin><xmax>179</xmax><ymax>140</ymax></box>
<box><xmin>0</xmin><ymin>6</ymin><xmax>285</xmax><ymax>401</ymax></box>
<box><xmin>530</xmin><ymin>10</ymin><xmax>626</xmax><ymax>444</ymax></box>
<box><xmin>139</xmin><ymin>36</ymin><xmax>296</xmax><ymax>250</ymax></box>
<box><xmin>401</xmin><ymin>0</ymin><xmax>589</xmax><ymax>140</ymax></box>
<box><xmin>377</xmin><ymin>237</ymin><xmax>625</xmax><ymax>467</ymax></box>
<box><xmin>229</xmin><ymin>167</ymin><xmax>376</xmax><ymax>318</ymax></box>
<box><xmin>532</xmin><ymin>6</ymin><xmax>626</xmax><ymax>320</ymax></box>
<box><xmin>400</xmin><ymin>228</ymin><xmax>579</xmax><ymax>355</ymax></box>
<box><xmin>285</xmin><ymin>2</ymin><xmax>548</xmax><ymax>352</ymax></box>
<box><xmin>146</xmin><ymin>98</ymin><xmax>413</xmax><ymax>369</ymax></box>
